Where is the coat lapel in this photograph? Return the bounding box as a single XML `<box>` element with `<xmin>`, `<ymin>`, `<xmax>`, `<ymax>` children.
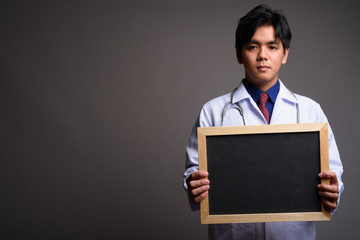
<box><xmin>270</xmin><ymin>80</ymin><xmax>298</xmax><ymax>125</ymax></box>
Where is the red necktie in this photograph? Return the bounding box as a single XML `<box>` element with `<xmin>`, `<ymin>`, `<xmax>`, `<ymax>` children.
<box><xmin>259</xmin><ymin>92</ymin><xmax>270</xmax><ymax>124</ymax></box>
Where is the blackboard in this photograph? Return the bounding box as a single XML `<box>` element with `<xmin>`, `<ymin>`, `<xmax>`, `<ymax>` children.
<box><xmin>197</xmin><ymin>123</ymin><xmax>330</xmax><ymax>224</ymax></box>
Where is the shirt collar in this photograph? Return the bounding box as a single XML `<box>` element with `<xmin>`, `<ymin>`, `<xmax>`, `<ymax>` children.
<box><xmin>232</xmin><ymin>79</ymin><xmax>298</xmax><ymax>104</ymax></box>
<box><xmin>242</xmin><ymin>79</ymin><xmax>280</xmax><ymax>104</ymax></box>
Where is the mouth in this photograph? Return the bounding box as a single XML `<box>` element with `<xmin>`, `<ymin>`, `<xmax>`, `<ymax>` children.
<box><xmin>257</xmin><ymin>65</ymin><xmax>270</xmax><ymax>71</ymax></box>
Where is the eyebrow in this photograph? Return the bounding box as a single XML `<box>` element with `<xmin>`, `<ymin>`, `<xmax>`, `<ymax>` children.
<box><xmin>249</xmin><ymin>40</ymin><xmax>280</xmax><ymax>45</ymax></box>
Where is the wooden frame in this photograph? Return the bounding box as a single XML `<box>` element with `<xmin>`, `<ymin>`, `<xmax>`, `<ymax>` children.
<box><xmin>197</xmin><ymin>123</ymin><xmax>330</xmax><ymax>224</ymax></box>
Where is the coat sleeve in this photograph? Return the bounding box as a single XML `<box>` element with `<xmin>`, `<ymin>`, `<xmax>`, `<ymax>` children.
<box><xmin>314</xmin><ymin>103</ymin><xmax>344</xmax><ymax>213</ymax></box>
<box><xmin>183</xmin><ymin>115</ymin><xmax>201</xmax><ymax>211</ymax></box>
<box><xmin>297</xmin><ymin>95</ymin><xmax>344</xmax><ymax>211</ymax></box>
<box><xmin>183</xmin><ymin>104</ymin><xmax>217</xmax><ymax>211</ymax></box>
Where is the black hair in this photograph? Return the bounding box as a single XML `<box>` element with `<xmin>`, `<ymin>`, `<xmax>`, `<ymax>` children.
<box><xmin>235</xmin><ymin>4</ymin><xmax>292</xmax><ymax>53</ymax></box>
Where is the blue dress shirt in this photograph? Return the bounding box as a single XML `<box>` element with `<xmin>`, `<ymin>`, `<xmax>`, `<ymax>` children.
<box><xmin>243</xmin><ymin>79</ymin><xmax>280</xmax><ymax>122</ymax></box>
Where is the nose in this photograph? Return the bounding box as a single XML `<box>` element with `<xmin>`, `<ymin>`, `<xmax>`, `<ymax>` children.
<box><xmin>257</xmin><ymin>47</ymin><xmax>268</xmax><ymax>61</ymax></box>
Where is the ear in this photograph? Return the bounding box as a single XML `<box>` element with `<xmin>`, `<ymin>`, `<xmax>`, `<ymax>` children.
<box><xmin>282</xmin><ymin>48</ymin><xmax>290</xmax><ymax>64</ymax></box>
<box><xmin>236</xmin><ymin>48</ymin><xmax>243</xmax><ymax>64</ymax></box>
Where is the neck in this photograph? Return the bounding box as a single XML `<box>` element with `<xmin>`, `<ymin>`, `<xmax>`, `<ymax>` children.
<box><xmin>244</xmin><ymin>75</ymin><xmax>278</xmax><ymax>92</ymax></box>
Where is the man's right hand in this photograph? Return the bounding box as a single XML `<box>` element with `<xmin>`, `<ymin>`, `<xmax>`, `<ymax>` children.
<box><xmin>186</xmin><ymin>170</ymin><xmax>210</xmax><ymax>203</ymax></box>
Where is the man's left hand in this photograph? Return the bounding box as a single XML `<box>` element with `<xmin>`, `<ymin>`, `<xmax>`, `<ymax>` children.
<box><xmin>318</xmin><ymin>171</ymin><xmax>339</xmax><ymax>211</ymax></box>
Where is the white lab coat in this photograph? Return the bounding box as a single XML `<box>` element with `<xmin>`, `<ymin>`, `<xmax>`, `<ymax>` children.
<box><xmin>184</xmin><ymin>80</ymin><xmax>344</xmax><ymax>240</ymax></box>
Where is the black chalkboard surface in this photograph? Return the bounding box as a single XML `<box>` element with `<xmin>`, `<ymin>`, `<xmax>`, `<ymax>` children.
<box><xmin>197</xmin><ymin>123</ymin><xmax>330</xmax><ymax>224</ymax></box>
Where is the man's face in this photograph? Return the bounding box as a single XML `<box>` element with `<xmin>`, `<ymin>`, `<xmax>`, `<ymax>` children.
<box><xmin>237</xmin><ymin>25</ymin><xmax>289</xmax><ymax>91</ymax></box>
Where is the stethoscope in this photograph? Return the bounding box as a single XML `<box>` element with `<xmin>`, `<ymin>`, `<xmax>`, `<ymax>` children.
<box><xmin>221</xmin><ymin>86</ymin><xmax>300</xmax><ymax>126</ymax></box>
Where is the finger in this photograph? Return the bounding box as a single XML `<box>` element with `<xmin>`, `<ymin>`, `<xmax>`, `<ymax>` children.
<box><xmin>188</xmin><ymin>179</ymin><xmax>210</xmax><ymax>189</ymax></box>
<box><xmin>317</xmin><ymin>183</ymin><xmax>338</xmax><ymax>193</ymax></box>
<box><xmin>194</xmin><ymin>191</ymin><xmax>208</xmax><ymax>203</ymax></box>
<box><xmin>190</xmin><ymin>170</ymin><xmax>209</xmax><ymax>181</ymax></box>
<box><xmin>319</xmin><ymin>170</ymin><xmax>336</xmax><ymax>178</ymax></box>
<box><xmin>318</xmin><ymin>191</ymin><xmax>339</xmax><ymax>201</ymax></box>
<box><xmin>322</xmin><ymin>198</ymin><xmax>337</xmax><ymax>210</ymax></box>
<box><xmin>191</xmin><ymin>185</ymin><xmax>210</xmax><ymax>198</ymax></box>
<box><xmin>319</xmin><ymin>171</ymin><xmax>338</xmax><ymax>184</ymax></box>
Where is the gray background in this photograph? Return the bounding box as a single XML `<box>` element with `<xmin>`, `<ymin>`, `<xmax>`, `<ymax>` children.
<box><xmin>1</xmin><ymin>0</ymin><xmax>358</xmax><ymax>239</ymax></box>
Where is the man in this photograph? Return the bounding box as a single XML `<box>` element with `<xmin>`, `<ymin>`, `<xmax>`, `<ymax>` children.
<box><xmin>183</xmin><ymin>4</ymin><xmax>344</xmax><ymax>240</ymax></box>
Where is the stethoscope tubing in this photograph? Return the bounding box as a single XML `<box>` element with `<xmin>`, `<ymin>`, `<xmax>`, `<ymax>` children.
<box><xmin>221</xmin><ymin>87</ymin><xmax>299</xmax><ymax>126</ymax></box>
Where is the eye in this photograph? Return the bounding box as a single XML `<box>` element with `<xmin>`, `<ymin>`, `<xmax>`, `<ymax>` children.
<box><xmin>247</xmin><ymin>45</ymin><xmax>258</xmax><ymax>50</ymax></box>
<box><xmin>269</xmin><ymin>46</ymin><xmax>278</xmax><ymax>50</ymax></box>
